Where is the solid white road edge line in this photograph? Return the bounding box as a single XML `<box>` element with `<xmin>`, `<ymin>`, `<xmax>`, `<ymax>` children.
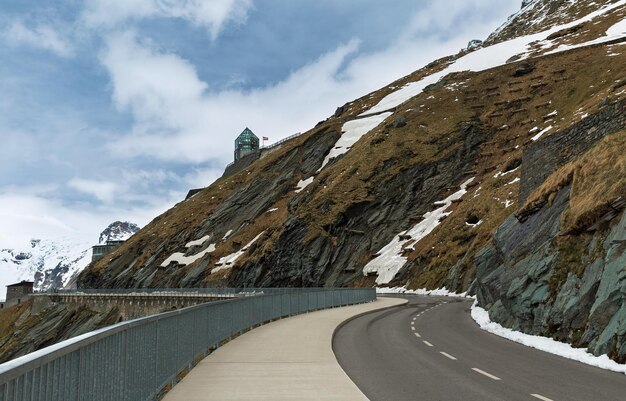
<box><xmin>423</xmin><ymin>340</ymin><xmax>434</xmax><ymax>347</ymax></box>
<box><xmin>471</xmin><ymin>368</ymin><xmax>501</xmax><ymax>381</ymax></box>
<box><xmin>530</xmin><ymin>394</ymin><xmax>554</xmax><ymax>401</ymax></box>
<box><xmin>440</xmin><ymin>352</ymin><xmax>457</xmax><ymax>360</ymax></box>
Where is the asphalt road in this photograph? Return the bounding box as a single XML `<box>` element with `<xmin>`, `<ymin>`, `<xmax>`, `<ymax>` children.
<box><xmin>333</xmin><ymin>296</ymin><xmax>626</xmax><ymax>401</ymax></box>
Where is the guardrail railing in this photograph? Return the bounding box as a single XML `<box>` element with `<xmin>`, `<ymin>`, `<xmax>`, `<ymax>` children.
<box><xmin>34</xmin><ymin>288</ymin><xmax>253</xmax><ymax>297</ymax></box>
<box><xmin>0</xmin><ymin>287</ymin><xmax>375</xmax><ymax>401</ymax></box>
<box><xmin>224</xmin><ymin>131</ymin><xmax>305</xmax><ymax>170</ymax></box>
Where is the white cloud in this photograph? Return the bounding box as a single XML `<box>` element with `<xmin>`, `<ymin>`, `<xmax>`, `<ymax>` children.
<box><xmin>99</xmin><ymin>0</ymin><xmax>514</xmax><ymax>168</ymax></box>
<box><xmin>82</xmin><ymin>0</ymin><xmax>252</xmax><ymax>39</ymax></box>
<box><xmin>0</xmin><ymin>190</ymin><xmax>174</xmax><ymax>250</ymax></box>
<box><xmin>101</xmin><ymin>31</ymin><xmax>207</xmax><ymax>124</ymax></box>
<box><xmin>2</xmin><ymin>21</ymin><xmax>73</xmax><ymax>57</ymax></box>
<box><xmin>68</xmin><ymin>178</ymin><xmax>120</xmax><ymax>203</ymax></box>
<box><xmin>100</xmin><ymin>31</ymin><xmax>362</xmax><ymax>164</ymax></box>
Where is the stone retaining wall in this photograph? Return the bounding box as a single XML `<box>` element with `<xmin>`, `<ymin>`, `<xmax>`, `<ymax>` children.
<box><xmin>32</xmin><ymin>293</ymin><xmax>234</xmax><ymax>320</ymax></box>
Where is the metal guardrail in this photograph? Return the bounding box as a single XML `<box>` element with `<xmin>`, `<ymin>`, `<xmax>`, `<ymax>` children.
<box><xmin>35</xmin><ymin>288</ymin><xmax>251</xmax><ymax>297</ymax></box>
<box><xmin>262</xmin><ymin>131</ymin><xmax>303</xmax><ymax>150</ymax></box>
<box><xmin>0</xmin><ymin>288</ymin><xmax>375</xmax><ymax>401</ymax></box>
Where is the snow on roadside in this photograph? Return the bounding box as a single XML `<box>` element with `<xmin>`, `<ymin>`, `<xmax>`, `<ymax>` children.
<box><xmin>471</xmin><ymin>301</ymin><xmax>626</xmax><ymax>375</ymax></box>
<box><xmin>319</xmin><ymin>112</ymin><xmax>393</xmax><ymax>171</ymax></box>
<box><xmin>363</xmin><ymin>178</ymin><xmax>474</xmax><ymax>284</ymax></box>
<box><xmin>365</xmin><ymin>1</ymin><xmax>626</xmax><ymax>116</ymax></box>
<box><xmin>377</xmin><ymin>286</ymin><xmax>473</xmax><ymax>298</ymax></box>
<box><xmin>212</xmin><ymin>231</ymin><xmax>265</xmax><ymax>273</ymax></box>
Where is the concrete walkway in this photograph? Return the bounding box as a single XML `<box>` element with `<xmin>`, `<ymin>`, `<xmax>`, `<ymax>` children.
<box><xmin>163</xmin><ymin>297</ymin><xmax>406</xmax><ymax>401</ymax></box>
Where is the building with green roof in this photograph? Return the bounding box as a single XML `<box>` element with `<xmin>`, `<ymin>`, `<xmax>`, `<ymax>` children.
<box><xmin>234</xmin><ymin>127</ymin><xmax>260</xmax><ymax>161</ymax></box>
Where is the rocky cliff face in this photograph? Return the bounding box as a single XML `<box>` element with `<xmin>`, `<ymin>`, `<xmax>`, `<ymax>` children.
<box><xmin>475</xmin><ymin>198</ymin><xmax>626</xmax><ymax>361</ymax></box>
<box><xmin>0</xmin><ymin>299</ymin><xmax>123</xmax><ymax>364</ymax></box>
<box><xmin>78</xmin><ymin>1</ymin><xmax>626</xmax><ymax>360</ymax></box>
<box><xmin>474</xmin><ymin>128</ymin><xmax>626</xmax><ymax>361</ymax></box>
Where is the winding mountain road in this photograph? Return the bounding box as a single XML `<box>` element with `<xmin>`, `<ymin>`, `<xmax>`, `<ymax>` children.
<box><xmin>334</xmin><ymin>296</ymin><xmax>626</xmax><ymax>401</ymax></box>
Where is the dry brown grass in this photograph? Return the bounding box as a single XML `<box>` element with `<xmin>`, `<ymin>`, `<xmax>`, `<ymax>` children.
<box><xmin>521</xmin><ymin>130</ymin><xmax>626</xmax><ymax>232</ymax></box>
<box><xmin>0</xmin><ymin>301</ymin><xmax>31</xmax><ymax>338</ymax></box>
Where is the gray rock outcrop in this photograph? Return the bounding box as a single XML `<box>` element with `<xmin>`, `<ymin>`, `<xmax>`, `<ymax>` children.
<box><xmin>474</xmin><ymin>187</ymin><xmax>626</xmax><ymax>362</ymax></box>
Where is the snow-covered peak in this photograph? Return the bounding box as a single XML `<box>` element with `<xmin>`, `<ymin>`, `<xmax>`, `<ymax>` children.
<box><xmin>98</xmin><ymin>221</ymin><xmax>139</xmax><ymax>244</ymax></box>
<box><xmin>0</xmin><ymin>221</ymin><xmax>140</xmax><ymax>291</ymax></box>
<box><xmin>0</xmin><ymin>237</ymin><xmax>92</xmax><ymax>291</ymax></box>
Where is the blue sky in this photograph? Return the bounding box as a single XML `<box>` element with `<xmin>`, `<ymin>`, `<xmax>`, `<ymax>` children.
<box><xmin>0</xmin><ymin>0</ymin><xmax>520</xmax><ymax>247</ymax></box>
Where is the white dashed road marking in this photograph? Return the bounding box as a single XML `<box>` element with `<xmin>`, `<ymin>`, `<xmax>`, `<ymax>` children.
<box><xmin>439</xmin><ymin>352</ymin><xmax>457</xmax><ymax>360</ymax></box>
<box><xmin>471</xmin><ymin>368</ymin><xmax>501</xmax><ymax>381</ymax></box>
<box><xmin>414</xmin><ymin>332</ymin><xmax>421</xmax><ymax>338</ymax></box>
<box><xmin>411</xmin><ymin>326</ymin><xmax>416</xmax><ymax>331</ymax></box>
<box><xmin>530</xmin><ymin>394</ymin><xmax>554</xmax><ymax>401</ymax></box>
<box><xmin>423</xmin><ymin>340</ymin><xmax>434</xmax><ymax>347</ymax></box>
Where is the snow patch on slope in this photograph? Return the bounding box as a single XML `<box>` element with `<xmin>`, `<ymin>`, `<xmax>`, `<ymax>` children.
<box><xmin>161</xmin><ymin>235</ymin><xmax>216</xmax><ymax>267</ymax></box>
<box><xmin>185</xmin><ymin>235</ymin><xmax>211</xmax><ymax>248</ymax></box>
<box><xmin>607</xmin><ymin>17</ymin><xmax>626</xmax><ymax>36</ymax></box>
<box><xmin>295</xmin><ymin>177</ymin><xmax>314</xmax><ymax>193</ymax></box>
<box><xmin>531</xmin><ymin>125</ymin><xmax>553</xmax><ymax>141</ymax></box>
<box><xmin>471</xmin><ymin>301</ymin><xmax>626</xmax><ymax>375</ymax></box>
<box><xmin>363</xmin><ymin>178</ymin><xmax>474</xmax><ymax>284</ymax></box>
<box><xmin>212</xmin><ymin>231</ymin><xmax>265</xmax><ymax>273</ymax></box>
<box><xmin>547</xmin><ymin>14</ymin><xmax>626</xmax><ymax>54</ymax></box>
<box><xmin>365</xmin><ymin>1</ymin><xmax>626</xmax><ymax>115</ymax></box>
<box><xmin>319</xmin><ymin>112</ymin><xmax>393</xmax><ymax>171</ymax></box>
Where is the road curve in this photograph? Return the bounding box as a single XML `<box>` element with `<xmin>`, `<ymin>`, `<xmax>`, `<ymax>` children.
<box><xmin>333</xmin><ymin>295</ymin><xmax>626</xmax><ymax>401</ymax></box>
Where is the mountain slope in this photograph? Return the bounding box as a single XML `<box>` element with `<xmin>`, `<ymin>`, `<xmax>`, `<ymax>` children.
<box><xmin>79</xmin><ymin>1</ymin><xmax>626</xmax><ymax>360</ymax></box>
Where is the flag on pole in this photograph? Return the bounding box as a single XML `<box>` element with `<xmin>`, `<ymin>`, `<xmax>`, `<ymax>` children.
<box><xmin>263</xmin><ymin>136</ymin><xmax>269</xmax><ymax>140</ymax></box>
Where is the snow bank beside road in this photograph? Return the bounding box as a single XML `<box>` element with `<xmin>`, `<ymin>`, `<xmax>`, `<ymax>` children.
<box><xmin>376</xmin><ymin>286</ymin><xmax>473</xmax><ymax>298</ymax></box>
<box><xmin>471</xmin><ymin>301</ymin><xmax>626</xmax><ymax>375</ymax></box>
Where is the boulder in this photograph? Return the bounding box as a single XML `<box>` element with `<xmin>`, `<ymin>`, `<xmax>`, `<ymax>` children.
<box><xmin>513</xmin><ymin>62</ymin><xmax>535</xmax><ymax>77</ymax></box>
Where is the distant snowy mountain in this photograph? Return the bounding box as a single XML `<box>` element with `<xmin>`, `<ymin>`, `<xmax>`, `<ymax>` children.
<box><xmin>0</xmin><ymin>221</ymin><xmax>139</xmax><ymax>291</ymax></box>
<box><xmin>99</xmin><ymin>221</ymin><xmax>140</xmax><ymax>244</ymax></box>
